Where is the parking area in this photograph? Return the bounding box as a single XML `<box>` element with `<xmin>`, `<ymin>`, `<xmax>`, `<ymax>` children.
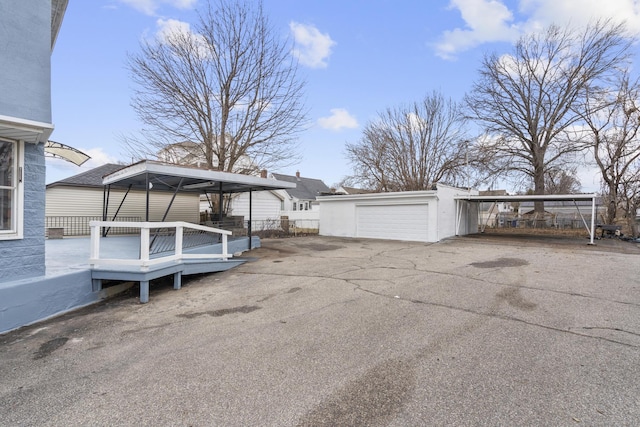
<box><xmin>1</xmin><ymin>235</ymin><xmax>639</xmax><ymax>426</ymax></box>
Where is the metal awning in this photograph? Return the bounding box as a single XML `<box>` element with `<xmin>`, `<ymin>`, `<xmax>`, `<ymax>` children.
<box><xmin>102</xmin><ymin>160</ymin><xmax>296</xmax><ymax>193</ymax></box>
<box><xmin>45</xmin><ymin>140</ymin><xmax>91</xmax><ymax>166</ymax></box>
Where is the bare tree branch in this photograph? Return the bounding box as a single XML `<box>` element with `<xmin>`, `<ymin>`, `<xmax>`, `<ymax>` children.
<box><xmin>124</xmin><ymin>0</ymin><xmax>308</xmax><ymax>174</ymax></box>
<box><xmin>466</xmin><ymin>19</ymin><xmax>632</xmax><ymax>211</ymax></box>
<box><xmin>346</xmin><ymin>92</ymin><xmax>469</xmax><ymax>191</ymax></box>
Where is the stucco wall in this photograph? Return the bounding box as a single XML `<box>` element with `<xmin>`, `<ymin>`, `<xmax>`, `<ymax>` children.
<box><xmin>0</xmin><ymin>1</ymin><xmax>52</xmax><ymax>123</ymax></box>
<box><xmin>0</xmin><ymin>143</ymin><xmax>46</xmax><ymax>282</ymax></box>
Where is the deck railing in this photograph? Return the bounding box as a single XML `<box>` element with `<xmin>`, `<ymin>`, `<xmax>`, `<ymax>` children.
<box><xmin>89</xmin><ymin>221</ymin><xmax>232</xmax><ymax>271</ymax></box>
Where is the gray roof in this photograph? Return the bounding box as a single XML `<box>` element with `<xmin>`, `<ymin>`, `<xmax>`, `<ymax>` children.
<box><xmin>46</xmin><ymin>163</ymin><xmax>125</xmax><ymax>188</ymax></box>
<box><xmin>272</xmin><ymin>173</ymin><xmax>330</xmax><ymax>200</ymax></box>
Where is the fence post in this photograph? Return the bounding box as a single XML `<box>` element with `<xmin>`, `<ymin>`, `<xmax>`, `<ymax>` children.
<box><xmin>222</xmin><ymin>233</ymin><xmax>229</xmax><ymax>260</ymax></box>
<box><xmin>175</xmin><ymin>225</ymin><xmax>183</xmax><ymax>257</ymax></box>
<box><xmin>140</xmin><ymin>226</ymin><xmax>150</xmax><ymax>269</ymax></box>
<box><xmin>89</xmin><ymin>222</ymin><xmax>100</xmax><ymax>266</ymax></box>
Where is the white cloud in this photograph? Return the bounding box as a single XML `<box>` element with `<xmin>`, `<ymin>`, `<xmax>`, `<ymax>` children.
<box><xmin>435</xmin><ymin>0</ymin><xmax>640</xmax><ymax>59</ymax></box>
<box><xmin>290</xmin><ymin>22</ymin><xmax>336</xmax><ymax>68</ymax></box>
<box><xmin>156</xmin><ymin>18</ymin><xmax>192</xmax><ymax>43</ymax></box>
<box><xmin>318</xmin><ymin>108</ymin><xmax>358</xmax><ymax>131</ymax></box>
<box><xmin>118</xmin><ymin>0</ymin><xmax>196</xmax><ymax>16</ymax></box>
<box><xmin>154</xmin><ymin>18</ymin><xmax>210</xmax><ymax>58</ymax></box>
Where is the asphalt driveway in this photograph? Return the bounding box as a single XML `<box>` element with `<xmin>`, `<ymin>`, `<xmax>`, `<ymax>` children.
<box><xmin>1</xmin><ymin>235</ymin><xmax>639</xmax><ymax>426</ymax></box>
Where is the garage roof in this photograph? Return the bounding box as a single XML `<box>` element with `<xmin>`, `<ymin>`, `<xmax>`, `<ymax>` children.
<box><xmin>453</xmin><ymin>193</ymin><xmax>598</xmax><ymax>202</ymax></box>
<box><xmin>102</xmin><ymin>160</ymin><xmax>296</xmax><ymax>194</ymax></box>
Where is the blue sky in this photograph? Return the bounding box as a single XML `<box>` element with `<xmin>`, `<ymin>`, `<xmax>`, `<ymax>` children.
<box><xmin>48</xmin><ymin>0</ymin><xmax>640</xmax><ymax>191</ymax></box>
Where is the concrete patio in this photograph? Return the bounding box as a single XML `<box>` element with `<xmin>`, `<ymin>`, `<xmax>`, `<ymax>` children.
<box><xmin>1</xmin><ymin>235</ymin><xmax>639</xmax><ymax>425</ymax></box>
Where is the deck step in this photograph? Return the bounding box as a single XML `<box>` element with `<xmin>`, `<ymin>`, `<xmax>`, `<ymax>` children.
<box><xmin>90</xmin><ymin>258</ymin><xmax>247</xmax><ymax>303</ymax></box>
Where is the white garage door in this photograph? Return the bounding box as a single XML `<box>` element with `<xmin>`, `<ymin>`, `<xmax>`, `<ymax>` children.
<box><xmin>356</xmin><ymin>204</ymin><xmax>429</xmax><ymax>242</ymax></box>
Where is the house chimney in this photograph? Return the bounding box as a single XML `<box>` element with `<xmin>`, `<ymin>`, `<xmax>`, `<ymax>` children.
<box><xmin>260</xmin><ymin>169</ymin><xmax>267</xmax><ymax>178</ymax></box>
<box><xmin>296</xmin><ymin>170</ymin><xmax>300</xmax><ymax>179</ymax></box>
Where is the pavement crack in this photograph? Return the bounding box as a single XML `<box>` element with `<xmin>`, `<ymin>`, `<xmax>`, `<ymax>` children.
<box><xmin>350</xmin><ymin>282</ymin><xmax>639</xmax><ymax>348</ymax></box>
<box><xmin>580</xmin><ymin>326</ymin><xmax>640</xmax><ymax>338</ymax></box>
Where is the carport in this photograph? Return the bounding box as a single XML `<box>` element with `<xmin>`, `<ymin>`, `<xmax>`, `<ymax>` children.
<box><xmin>454</xmin><ymin>193</ymin><xmax>599</xmax><ymax>244</ymax></box>
<box><xmin>101</xmin><ymin>160</ymin><xmax>296</xmax><ymax>243</ymax></box>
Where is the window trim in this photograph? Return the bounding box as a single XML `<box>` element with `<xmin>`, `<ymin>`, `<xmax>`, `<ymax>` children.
<box><xmin>0</xmin><ymin>138</ymin><xmax>24</xmax><ymax>240</ymax></box>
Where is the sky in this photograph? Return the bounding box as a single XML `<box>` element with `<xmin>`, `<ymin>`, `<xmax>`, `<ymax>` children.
<box><xmin>47</xmin><ymin>0</ymin><xmax>640</xmax><ymax>192</ymax></box>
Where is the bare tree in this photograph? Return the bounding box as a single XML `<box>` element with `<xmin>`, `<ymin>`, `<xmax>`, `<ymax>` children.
<box><xmin>466</xmin><ymin>20</ymin><xmax>631</xmax><ymax>212</ymax></box>
<box><xmin>125</xmin><ymin>0</ymin><xmax>307</xmax><ymax>174</ymax></box>
<box><xmin>345</xmin><ymin>92</ymin><xmax>469</xmax><ymax>192</ymax></box>
<box><xmin>619</xmin><ymin>165</ymin><xmax>640</xmax><ymax>236</ymax></box>
<box><xmin>544</xmin><ymin>167</ymin><xmax>582</xmax><ymax>194</ymax></box>
<box><xmin>581</xmin><ymin>72</ymin><xmax>640</xmax><ymax>226</ymax></box>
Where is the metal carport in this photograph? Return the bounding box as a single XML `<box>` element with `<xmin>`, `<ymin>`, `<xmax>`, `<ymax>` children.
<box><xmin>454</xmin><ymin>193</ymin><xmax>599</xmax><ymax>245</ymax></box>
<box><xmin>100</xmin><ymin>160</ymin><xmax>296</xmax><ymax>247</ymax></box>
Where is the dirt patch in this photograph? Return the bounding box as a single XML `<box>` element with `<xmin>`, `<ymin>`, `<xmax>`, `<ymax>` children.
<box><xmin>470</xmin><ymin>258</ymin><xmax>529</xmax><ymax>268</ymax></box>
<box><xmin>177</xmin><ymin>305</ymin><xmax>261</xmax><ymax>319</ymax></box>
<box><xmin>496</xmin><ymin>287</ymin><xmax>537</xmax><ymax>311</ymax></box>
<box><xmin>33</xmin><ymin>337</ymin><xmax>68</xmax><ymax>360</ymax></box>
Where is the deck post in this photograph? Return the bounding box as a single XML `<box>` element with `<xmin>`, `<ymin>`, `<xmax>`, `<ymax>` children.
<box><xmin>173</xmin><ymin>272</ymin><xmax>182</xmax><ymax>290</ymax></box>
<box><xmin>140</xmin><ymin>280</ymin><xmax>149</xmax><ymax>303</ymax></box>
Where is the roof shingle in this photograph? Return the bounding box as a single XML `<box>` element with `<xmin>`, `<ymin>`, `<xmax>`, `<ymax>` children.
<box><xmin>46</xmin><ymin>163</ymin><xmax>125</xmax><ymax>188</ymax></box>
<box><xmin>272</xmin><ymin>173</ymin><xmax>330</xmax><ymax>200</ymax></box>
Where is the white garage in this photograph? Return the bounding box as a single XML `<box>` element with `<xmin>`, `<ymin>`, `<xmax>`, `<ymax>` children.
<box><xmin>356</xmin><ymin>203</ymin><xmax>429</xmax><ymax>241</ymax></box>
<box><xmin>318</xmin><ymin>184</ymin><xmax>478</xmax><ymax>243</ymax></box>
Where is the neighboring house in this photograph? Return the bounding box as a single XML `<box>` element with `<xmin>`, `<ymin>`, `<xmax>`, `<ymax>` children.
<box><xmin>477</xmin><ymin>189</ymin><xmax>514</xmax><ymax>227</ymax></box>
<box><xmin>0</xmin><ymin>0</ymin><xmax>67</xmax><ymax>282</ymax></box>
<box><xmin>273</xmin><ymin>172</ymin><xmax>331</xmax><ymax>212</ymax></box>
<box><xmin>336</xmin><ymin>186</ymin><xmax>375</xmax><ymax>195</ymax></box>
<box><xmin>46</xmin><ymin>163</ymin><xmax>200</xmax><ymax>235</ymax></box>
<box><xmin>157</xmin><ymin>140</ymin><xmax>256</xmax><ymax>173</ymax></box>
<box><xmin>228</xmin><ymin>171</ymin><xmax>330</xmax><ymax>227</ymax></box>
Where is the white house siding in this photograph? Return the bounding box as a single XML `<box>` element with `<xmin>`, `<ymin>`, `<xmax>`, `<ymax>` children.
<box><xmin>46</xmin><ymin>187</ymin><xmax>199</xmax><ymax>225</ymax></box>
<box><xmin>318</xmin><ymin>185</ymin><xmax>478</xmax><ymax>243</ymax></box>
<box><xmin>228</xmin><ymin>191</ymin><xmax>282</xmax><ymax>221</ymax></box>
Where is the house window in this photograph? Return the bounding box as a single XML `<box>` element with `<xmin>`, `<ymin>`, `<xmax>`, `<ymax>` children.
<box><xmin>293</xmin><ymin>202</ymin><xmax>297</xmax><ymax>211</ymax></box>
<box><xmin>280</xmin><ymin>200</ymin><xmax>284</xmax><ymax>211</ymax></box>
<box><xmin>0</xmin><ymin>139</ymin><xmax>23</xmax><ymax>239</ymax></box>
